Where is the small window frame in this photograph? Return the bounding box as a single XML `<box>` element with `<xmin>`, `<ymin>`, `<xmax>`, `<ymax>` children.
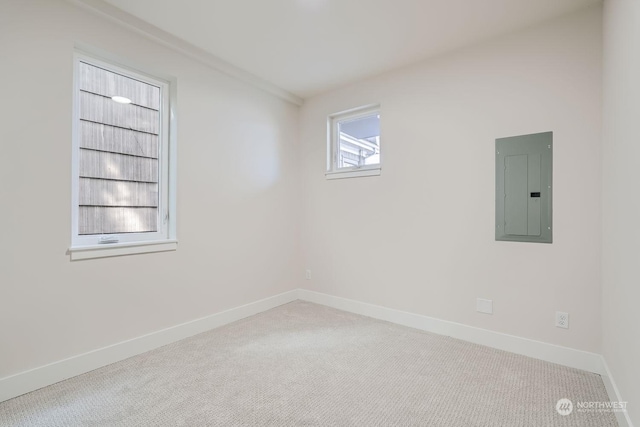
<box><xmin>326</xmin><ymin>105</ymin><xmax>381</xmax><ymax>180</ymax></box>
<box><xmin>69</xmin><ymin>51</ymin><xmax>177</xmax><ymax>260</ymax></box>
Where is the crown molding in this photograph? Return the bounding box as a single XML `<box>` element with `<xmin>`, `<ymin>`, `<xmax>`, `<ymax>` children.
<box><xmin>67</xmin><ymin>0</ymin><xmax>304</xmax><ymax>106</ymax></box>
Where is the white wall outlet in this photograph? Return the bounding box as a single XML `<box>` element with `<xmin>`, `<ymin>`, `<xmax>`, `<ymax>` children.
<box><xmin>476</xmin><ymin>298</ymin><xmax>493</xmax><ymax>314</ymax></box>
<box><xmin>305</xmin><ymin>269</ymin><xmax>311</xmax><ymax>280</ymax></box>
<box><xmin>556</xmin><ymin>311</ymin><xmax>569</xmax><ymax>329</ymax></box>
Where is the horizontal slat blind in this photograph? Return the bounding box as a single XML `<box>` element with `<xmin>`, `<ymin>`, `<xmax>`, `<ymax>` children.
<box><xmin>79</xmin><ymin>62</ymin><xmax>160</xmax><ymax>109</ymax></box>
<box><xmin>80</xmin><ymin>121</ymin><xmax>158</xmax><ymax>158</ymax></box>
<box><xmin>79</xmin><ymin>207</ymin><xmax>158</xmax><ymax>235</ymax></box>
<box><xmin>79</xmin><ymin>179</ymin><xmax>158</xmax><ymax>207</ymax></box>
<box><xmin>79</xmin><ymin>150</ymin><xmax>158</xmax><ymax>182</ymax></box>
<box><xmin>79</xmin><ymin>92</ymin><xmax>159</xmax><ymax>134</ymax></box>
<box><xmin>78</xmin><ymin>61</ymin><xmax>161</xmax><ymax>235</ymax></box>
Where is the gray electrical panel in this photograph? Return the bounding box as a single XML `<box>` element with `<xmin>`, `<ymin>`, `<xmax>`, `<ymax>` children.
<box><xmin>496</xmin><ymin>132</ymin><xmax>552</xmax><ymax>243</ymax></box>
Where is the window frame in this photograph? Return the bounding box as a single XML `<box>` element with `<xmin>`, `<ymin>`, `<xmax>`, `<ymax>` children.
<box><xmin>326</xmin><ymin>104</ymin><xmax>381</xmax><ymax>180</ymax></box>
<box><xmin>69</xmin><ymin>51</ymin><xmax>177</xmax><ymax>260</ymax></box>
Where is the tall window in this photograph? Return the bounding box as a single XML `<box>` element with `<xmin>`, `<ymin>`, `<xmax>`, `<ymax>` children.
<box><xmin>327</xmin><ymin>105</ymin><xmax>381</xmax><ymax>179</ymax></box>
<box><xmin>70</xmin><ymin>53</ymin><xmax>176</xmax><ymax>259</ymax></box>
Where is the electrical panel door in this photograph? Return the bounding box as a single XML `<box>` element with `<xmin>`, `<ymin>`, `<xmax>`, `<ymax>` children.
<box><xmin>496</xmin><ymin>132</ymin><xmax>552</xmax><ymax>243</ymax></box>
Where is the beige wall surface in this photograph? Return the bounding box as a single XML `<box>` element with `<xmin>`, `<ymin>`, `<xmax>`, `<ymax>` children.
<box><xmin>0</xmin><ymin>0</ymin><xmax>301</xmax><ymax>378</ymax></box>
<box><xmin>4</xmin><ymin>1</ymin><xmax>630</xmax><ymax>411</ymax></box>
<box><xmin>603</xmin><ymin>0</ymin><xmax>640</xmax><ymax>423</ymax></box>
<box><xmin>300</xmin><ymin>6</ymin><xmax>603</xmax><ymax>353</ymax></box>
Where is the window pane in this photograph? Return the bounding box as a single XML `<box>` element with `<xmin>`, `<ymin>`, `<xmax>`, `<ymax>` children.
<box><xmin>338</xmin><ymin>113</ymin><xmax>380</xmax><ymax>168</ymax></box>
<box><xmin>78</xmin><ymin>61</ymin><xmax>161</xmax><ymax>235</ymax></box>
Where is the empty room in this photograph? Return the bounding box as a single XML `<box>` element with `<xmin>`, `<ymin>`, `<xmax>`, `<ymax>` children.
<box><xmin>1</xmin><ymin>0</ymin><xmax>638</xmax><ymax>425</ymax></box>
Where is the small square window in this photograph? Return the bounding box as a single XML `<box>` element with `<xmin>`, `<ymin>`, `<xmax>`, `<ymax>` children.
<box><xmin>327</xmin><ymin>105</ymin><xmax>381</xmax><ymax>179</ymax></box>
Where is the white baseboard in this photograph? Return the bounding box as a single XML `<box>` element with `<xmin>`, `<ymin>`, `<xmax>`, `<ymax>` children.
<box><xmin>298</xmin><ymin>290</ymin><xmax>639</xmax><ymax>425</ymax></box>
<box><xmin>2</xmin><ymin>287</ymin><xmax>632</xmax><ymax>427</ymax></box>
<box><xmin>297</xmin><ymin>289</ymin><xmax>605</xmax><ymax>375</ymax></box>
<box><xmin>601</xmin><ymin>356</ymin><xmax>634</xmax><ymax>427</ymax></box>
<box><xmin>0</xmin><ymin>289</ymin><xmax>298</xmax><ymax>403</ymax></box>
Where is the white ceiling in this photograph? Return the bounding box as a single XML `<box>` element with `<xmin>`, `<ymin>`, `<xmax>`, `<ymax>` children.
<box><xmin>101</xmin><ymin>0</ymin><xmax>600</xmax><ymax>99</ymax></box>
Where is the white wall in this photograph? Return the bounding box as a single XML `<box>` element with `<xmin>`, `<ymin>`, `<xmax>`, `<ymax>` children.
<box><xmin>0</xmin><ymin>0</ymin><xmax>300</xmax><ymax>378</ymax></box>
<box><xmin>300</xmin><ymin>6</ymin><xmax>603</xmax><ymax>353</ymax></box>
<box><xmin>3</xmin><ymin>0</ymin><xmax>630</xmax><ymax>414</ymax></box>
<box><xmin>603</xmin><ymin>0</ymin><xmax>640</xmax><ymax>423</ymax></box>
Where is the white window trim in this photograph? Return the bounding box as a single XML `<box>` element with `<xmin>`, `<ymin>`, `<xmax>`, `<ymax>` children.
<box><xmin>69</xmin><ymin>50</ymin><xmax>178</xmax><ymax>260</ymax></box>
<box><xmin>69</xmin><ymin>240</ymin><xmax>178</xmax><ymax>261</ymax></box>
<box><xmin>326</xmin><ymin>104</ymin><xmax>381</xmax><ymax>180</ymax></box>
<box><xmin>325</xmin><ymin>166</ymin><xmax>381</xmax><ymax>180</ymax></box>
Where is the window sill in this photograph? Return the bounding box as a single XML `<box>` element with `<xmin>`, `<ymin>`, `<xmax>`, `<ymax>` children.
<box><xmin>69</xmin><ymin>240</ymin><xmax>178</xmax><ymax>261</ymax></box>
<box><xmin>325</xmin><ymin>167</ymin><xmax>381</xmax><ymax>180</ymax></box>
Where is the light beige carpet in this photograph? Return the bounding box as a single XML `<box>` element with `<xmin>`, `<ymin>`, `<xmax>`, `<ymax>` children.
<box><xmin>0</xmin><ymin>301</ymin><xmax>617</xmax><ymax>426</ymax></box>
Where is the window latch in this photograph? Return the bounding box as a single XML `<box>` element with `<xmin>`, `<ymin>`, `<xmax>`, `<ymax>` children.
<box><xmin>98</xmin><ymin>235</ymin><xmax>119</xmax><ymax>244</ymax></box>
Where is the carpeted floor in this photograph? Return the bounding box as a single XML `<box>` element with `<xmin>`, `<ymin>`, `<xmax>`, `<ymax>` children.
<box><xmin>0</xmin><ymin>301</ymin><xmax>617</xmax><ymax>426</ymax></box>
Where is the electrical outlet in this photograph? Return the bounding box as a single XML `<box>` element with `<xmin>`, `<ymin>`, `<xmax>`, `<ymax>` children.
<box><xmin>305</xmin><ymin>269</ymin><xmax>311</xmax><ymax>280</ymax></box>
<box><xmin>556</xmin><ymin>311</ymin><xmax>569</xmax><ymax>329</ymax></box>
<box><xmin>476</xmin><ymin>298</ymin><xmax>493</xmax><ymax>314</ymax></box>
